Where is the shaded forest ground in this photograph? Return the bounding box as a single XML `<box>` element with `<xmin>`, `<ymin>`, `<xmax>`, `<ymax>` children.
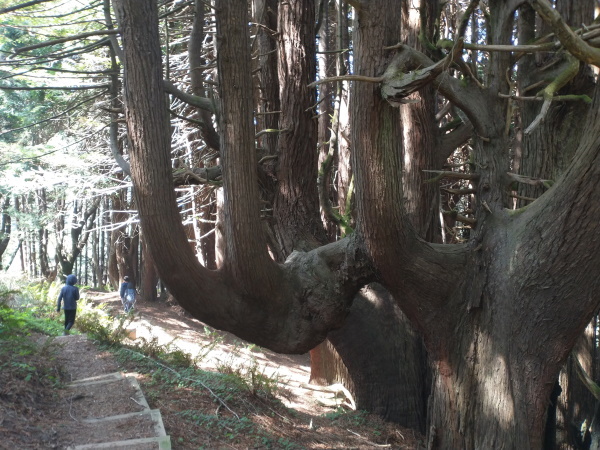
<box><xmin>0</xmin><ymin>290</ymin><xmax>423</xmax><ymax>449</ymax></box>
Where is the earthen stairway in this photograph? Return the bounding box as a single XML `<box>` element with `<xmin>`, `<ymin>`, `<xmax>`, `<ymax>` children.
<box><xmin>64</xmin><ymin>371</ymin><xmax>171</xmax><ymax>449</ymax></box>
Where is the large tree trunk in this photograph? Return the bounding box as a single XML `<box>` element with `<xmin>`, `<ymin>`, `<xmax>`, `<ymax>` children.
<box><xmin>352</xmin><ymin>0</ymin><xmax>600</xmax><ymax>447</ymax></box>
<box><xmin>310</xmin><ymin>0</ymin><xmax>436</xmax><ymax>431</ymax></box>
<box><xmin>116</xmin><ymin>0</ymin><xmax>371</xmax><ymax>353</ymax></box>
<box><xmin>327</xmin><ymin>284</ymin><xmax>428</xmax><ymax>429</ymax></box>
<box><xmin>273</xmin><ymin>0</ymin><xmax>325</xmax><ymax>254</ymax></box>
<box><xmin>516</xmin><ymin>4</ymin><xmax>597</xmax><ymax>446</ymax></box>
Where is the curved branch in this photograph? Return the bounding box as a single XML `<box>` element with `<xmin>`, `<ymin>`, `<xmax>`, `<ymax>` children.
<box><xmin>115</xmin><ymin>0</ymin><xmax>374</xmax><ymax>354</ymax></box>
<box><xmin>103</xmin><ymin>0</ymin><xmax>124</xmax><ymax>63</ymax></box>
<box><xmin>381</xmin><ymin>38</ymin><xmax>464</xmax><ymax>105</ymax></box>
<box><xmin>524</xmin><ymin>52</ymin><xmax>580</xmax><ymax>135</ymax></box>
<box><xmin>383</xmin><ymin>44</ymin><xmax>491</xmax><ymax>136</ymax></box>
<box><xmin>438</xmin><ymin>123</ymin><xmax>473</xmax><ymax>165</ymax></box>
<box><xmin>438</xmin><ymin>38</ymin><xmax>557</xmax><ymax>54</ymax></box>
<box><xmin>308</xmin><ymin>74</ymin><xmax>384</xmax><ymax>88</ymax></box>
<box><xmin>163</xmin><ymin>79</ymin><xmax>217</xmax><ymax>113</ymax></box>
<box><xmin>506</xmin><ymin>172</ymin><xmax>554</xmax><ymax>189</ymax></box>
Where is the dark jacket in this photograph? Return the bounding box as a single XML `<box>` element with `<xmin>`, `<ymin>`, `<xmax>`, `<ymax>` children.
<box><xmin>57</xmin><ymin>274</ymin><xmax>80</xmax><ymax>311</ymax></box>
<box><xmin>120</xmin><ymin>281</ymin><xmax>135</xmax><ymax>299</ymax></box>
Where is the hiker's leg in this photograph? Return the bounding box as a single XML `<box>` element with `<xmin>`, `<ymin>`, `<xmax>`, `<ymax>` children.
<box><xmin>65</xmin><ymin>309</ymin><xmax>76</xmax><ymax>330</ymax></box>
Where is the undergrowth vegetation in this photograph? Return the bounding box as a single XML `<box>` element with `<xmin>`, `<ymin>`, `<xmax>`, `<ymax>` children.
<box><xmin>0</xmin><ymin>277</ymin><xmax>305</xmax><ymax>448</ymax></box>
<box><xmin>0</xmin><ymin>276</ymin><xmax>414</xmax><ymax>449</ymax></box>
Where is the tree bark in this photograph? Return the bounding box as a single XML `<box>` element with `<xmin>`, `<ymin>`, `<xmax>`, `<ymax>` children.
<box><xmin>273</xmin><ymin>0</ymin><xmax>326</xmax><ymax>254</ymax></box>
<box><xmin>0</xmin><ymin>196</ymin><xmax>11</xmax><ymax>269</ymax></box>
<box><xmin>328</xmin><ymin>284</ymin><xmax>428</xmax><ymax>429</ymax></box>
<box><xmin>139</xmin><ymin>232</ymin><xmax>158</xmax><ymax>302</ymax></box>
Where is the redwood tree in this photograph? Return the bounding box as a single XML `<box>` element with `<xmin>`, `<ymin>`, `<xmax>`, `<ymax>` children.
<box><xmin>115</xmin><ymin>0</ymin><xmax>600</xmax><ymax>448</ymax></box>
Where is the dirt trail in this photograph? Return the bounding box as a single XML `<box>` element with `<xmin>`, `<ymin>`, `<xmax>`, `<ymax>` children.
<box><xmin>2</xmin><ymin>291</ymin><xmax>419</xmax><ymax>449</ymax></box>
<box><xmin>88</xmin><ymin>291</ymin><xmax>332</xmax><ymax>416</ymax></box>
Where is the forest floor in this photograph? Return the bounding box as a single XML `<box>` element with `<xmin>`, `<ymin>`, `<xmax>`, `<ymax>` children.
<box><xmin>1</xmin><ymin>290</ymin><xmax>424</xmax><ymax>449</ymax></box>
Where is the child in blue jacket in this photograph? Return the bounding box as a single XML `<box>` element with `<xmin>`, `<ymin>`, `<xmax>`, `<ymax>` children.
<box><xmin>57</xmin><ymin>274</ymin><xmax>80</xmax><ymax>335</ymax></box>
<box><xmin>119</xmin><ymin>276</ymin><xmax>136</xmax><ymax>312</ymax></box>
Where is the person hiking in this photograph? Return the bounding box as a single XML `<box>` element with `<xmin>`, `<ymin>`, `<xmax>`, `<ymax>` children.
<box><xmin>57</xmin><ymin>274</ymin><xmax>80</xmax><ymax>336</ymax></box>
<box><xmin>119</xmin><ymin>275</ymin><xmax>136</xmax><ymax>312</ymax></box>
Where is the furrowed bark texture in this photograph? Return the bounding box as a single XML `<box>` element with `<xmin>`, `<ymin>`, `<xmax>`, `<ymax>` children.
<box><xmin>274</xmin><ymin>0</ymin><xmax>326</xmax><ymax>253</ymax></box>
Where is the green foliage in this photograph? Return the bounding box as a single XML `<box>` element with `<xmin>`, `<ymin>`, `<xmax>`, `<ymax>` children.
<box><xmin>0</xmin><ymin>278</ymin><xmax>64</xmax><ymax>389</ymax></box>
<box><xmin>0</xmin><ymin>277</ymin><xmax>63</xmax><ymax>336</ymax></box>
<box><xmin>216</xmin><ymin>356</ymin><xmax>284</xmax><ymax>399</ymax></box>
<box><xmin>75</xmin><ymin>300</ymin><xmax>134</xmax><ymax>345</ymax></box>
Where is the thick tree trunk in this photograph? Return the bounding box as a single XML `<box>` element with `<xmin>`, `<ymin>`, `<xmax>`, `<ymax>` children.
<box><xmin>273</xmin><ymin>0</ymin><xmax>326</xmax><ymax>253</ymax></box>
<box><xmin>310</xmin><ymin>284</ymin><xmax>429</xmax><ymax>430</ymax></box>
<box><xmin>116</xmin><ymin>2</ymin><xmax>600</xmax><ymax>447</ymax></box>
<box><xmin>351</xmin><ymin>0</ymin><xmax>600</xmax><ymax>448</ymax></box>
<box><xmin>516</xmin><ymin>5</ymin><xmax>597</xmax><ymax>446</ymax></box>
<box><xmin>116</xmin><ymin>0</ymin><xmax>371</xmax><ymax>353</ymax></box>
<box><xmin>327</xmin><ymin>284</ymin><xmax>428</xmax><ymax>429</ymax></box>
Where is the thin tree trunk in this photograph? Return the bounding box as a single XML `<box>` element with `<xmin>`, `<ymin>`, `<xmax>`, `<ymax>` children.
<box><xmin>140</xmin><ymin>232</ymin><xmax>158</xmax><ymax>302</ymax></box>
<box><xmin>0</xmin><ymin>196</ymin><xmax>11</xmax><ymax>269</ymax></box>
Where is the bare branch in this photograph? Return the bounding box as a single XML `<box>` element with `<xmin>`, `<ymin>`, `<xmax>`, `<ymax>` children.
<box><xmin>381</xmin><ymin>39</ymin><xmax>464</xmax><ymax>106</ymax></box>
<box><xmin>530</xmin><ymin>0</ymin><xmax>600</xmax><ymax>67</ymax></box>
<box><xmin>442</xmin><ymin>210</ymin><xmax>477</xmax><ymax>226</ymax></box>
<box><xmin>506</xmin><ymin>172</ymin><xmax>554</xmax><ymax>189</ymax></box>
<box><xmin>438</xmin><ymin>38</ymin><xmax>557</xmax><ymax>54</ymax></box>
<box><xmin>457</xmin><ymin>0</ymin><xmax>480</xmax><ymax>39</ymax></box>
<box><xmin>308</xmin><ymin>74</ymin><xmax>384</xmax><ymax>88</ymax></box>
<box><xmin>524</xmin><ymin>52</ymin><xmax>580</xmax><ymax>135</ymax></box>
<box><xmin>442</xmin><ymin>187</ymin><xmax>476</xmax><ymax>195</ymax></box>
<box><xmin>13</xmin><ymin>29</ymin><xmax>120</xmax><ymax>55</ymax></box>
<box><xmin>423</xmin><ymin>170</ymin><xmax>479</xmax><ymax>183</ymax></box>
<box><xmin>0</xmin><ymin>0</ymin><xmax>55</xmax><ymax>15</ymax></box>
<box><xmin>163</xmin><ymin>79</ymin><xmax>217</xmax><ymax>114</ymax></box>
<box><xmin>499</xmin><ymin>93</ymin><xmax>592</xmax><ymax>102</ymax></box>
<box><xmin>438</xmin><ymin>123</ymin><xmax>473</xmax><ymax>164</ymax></box>
<box><xmin>382</xmin><ymin>44</ymin><xmax>491</xmax><ymax>137</ymax></box>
